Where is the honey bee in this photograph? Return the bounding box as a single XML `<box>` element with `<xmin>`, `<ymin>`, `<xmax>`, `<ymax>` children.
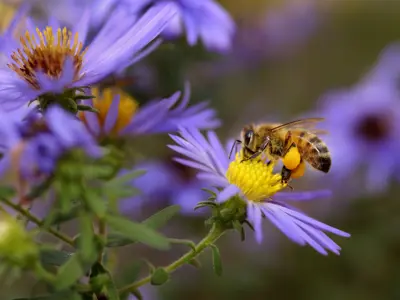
<box><xmin>230</xmin><ymin>118</ymin><xmax>331</xmax><ymax>183</ymax></box>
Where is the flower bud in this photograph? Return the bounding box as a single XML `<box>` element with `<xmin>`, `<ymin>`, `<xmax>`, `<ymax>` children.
<box><xmin>0</xmin><ymin>214</ymin><xmax>38</xmax><ymax>268</ymax></box>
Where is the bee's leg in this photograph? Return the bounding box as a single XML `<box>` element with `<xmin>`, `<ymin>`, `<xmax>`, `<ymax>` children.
<box><xmin>281</xmin><ymin>165</ymin><xmax>293</xmax><ymax>185</ymax></box>
<box><xmin>229</xmin><ymin>139</ymin><xmax>242</xmax><ymax>159</ymax></box>
<box><xmin>282</xmin><ymin>131</ymin><xmax>297</xmax><ymax>157</ymax></box>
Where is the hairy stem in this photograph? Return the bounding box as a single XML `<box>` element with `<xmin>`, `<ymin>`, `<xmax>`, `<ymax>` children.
<box><xmin>118</xmin><ymin>223</ymin><xmax>226</xmax><ymax>295</ymax></box>
<box><xmin>1</xmin><ymin>197</ymin><xmax>74</xmax><ymax>246</ymax></box>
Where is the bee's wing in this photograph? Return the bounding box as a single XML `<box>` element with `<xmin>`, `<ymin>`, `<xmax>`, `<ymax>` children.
<box><xmin>270</xmin><ymin>118</ymin><xmax>327</xmax><ymax>133</ymax></box>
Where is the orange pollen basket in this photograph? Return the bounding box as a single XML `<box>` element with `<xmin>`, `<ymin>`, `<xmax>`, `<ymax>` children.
<box><xmin>7</xmin><ymin>27</ymin><xmax>87</xmax><ymax>90</ymax></box>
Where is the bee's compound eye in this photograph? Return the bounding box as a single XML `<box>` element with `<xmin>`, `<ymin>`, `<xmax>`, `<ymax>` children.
<box><xmin>244</xmin><ymin>130</ymin><xmax>254</xmax><ymax>145</ymax></box>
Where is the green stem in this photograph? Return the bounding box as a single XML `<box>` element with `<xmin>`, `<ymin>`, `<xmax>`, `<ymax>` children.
<box><xmin>1</xmin><ymin>197</ymin><xmax>74</xmax><ymax>246</ymax></box>
<box><xmin>118</xmin><ymin>223</ymin><xmax>226</xmax><ymax>295</ymax></box>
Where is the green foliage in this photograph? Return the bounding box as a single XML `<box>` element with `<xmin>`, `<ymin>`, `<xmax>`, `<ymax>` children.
<box><xmin>90</xmin><ymin>263</ymin><xmax>120</xmax><ymax>300</ymax></box>
<box><xmin>150</xmin><ymin>268</ymin><xmax>170</xmax><ymax>286</ymax></box>
<box><xmin>106</xmin><ymin>215</ymin><xmax>170</xmax><ymax>250</ymax></box>
<box><xmin>39</xmin><ymin>248</ymin><xmax>73</xmax><ymax>267</ymax></box>
<box><xmin>54</xmin><ymin>254</ymin><xmax>86</xmax><ymax>290</ymax></box>
<box><xmin>106</xmin><ymin>205</ymin><xmax>180</xmax><ymax>247</ymax></box>
<box><xmin>210</xmin><ymin>244</ymin><xmax>223</xmax><ymax>276</ymax></box>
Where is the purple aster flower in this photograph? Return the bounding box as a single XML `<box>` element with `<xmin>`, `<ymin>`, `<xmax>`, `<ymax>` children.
<box><xmin>168</xmin><ymin>128</ymin><xmax>350</xmax><ymax>255</ymax></box>
<box><xmin>0</xmin><ymin>2</ymin><xmax>176</xmax><ymax>110</ymax></box>
<box><xmin>121</xmin><ymin>0</ymin><xmax>235</xmax><ymax>52</ymax></box>
<box><xmin>0</xmin><ymin>105</ymin><xmax>101</xmax><ymax>181</ymax></box>
<box><xmin>316</xmin><ymin>79</ymin><xmax>400</xmax><ymax>193</ymax></box>
<box><xmin>79</xmin><ymin>82</ymin><xmax>220</xmax><ymax>138</ymax></box>
<box><xmin>120</xmin><ymin>159</ymin><xmax>208</xmax><ymax>214</ymax></box>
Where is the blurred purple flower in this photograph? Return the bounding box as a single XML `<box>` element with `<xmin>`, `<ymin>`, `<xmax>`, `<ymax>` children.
<box><xmin>0</xmin><ymin>105</ymin><xmax>101</xmax><ymax>180</ymax></box>
<box><xmin>263</xmin><ymin>0</ymin><xmax>320</xmax><ymax>56</ymax></box>
<box><xmin>0</xmin><ymin>2</ymin><xmax>176</xmax><ymax>110</ymax></box>
<box><xmin>121</xmin><ymin>0</ymin><xmax>235</xmax><ymax>52</ymax></box>
<box><xmin>168</xmin><ymin>128</ymin><xmax>350</xmax><ymax>255</ymax></box>
<box><xmin>80</xmin><ymin>82</ymin><xmax>220</xmax><ymax>138</ymax></box>
<box><xmin>120</xmin><ymin>159</ymin><xmax>207</xmax><ymax>214</ymax></box>
<box><xmin>317</xmin><ymin>81</ymin><xmax>400</xmax><ymax>193</ymax></box>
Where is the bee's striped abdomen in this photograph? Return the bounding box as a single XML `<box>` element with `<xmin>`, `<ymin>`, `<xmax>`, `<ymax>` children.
<box><xmin>294</xmin><ymin>133</ymin><xmax>331</xmax><ymax>173</ymax></box>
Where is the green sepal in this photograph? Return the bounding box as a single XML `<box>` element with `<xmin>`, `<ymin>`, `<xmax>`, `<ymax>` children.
<box><xmin>210</xmin><ymin>244</ymin><xmax>223</xmax><ymax>276</ymax></box>
<box><xmin>150</xmin><ymin>268</ymin><xmax>170</xmax><ymax>286</ymax></box>
<box><xmin>77</xmin><ymin>104</ymin><xmax>98</xmax><ymax>113</ymax></box>
<box><xmin>194</xmin><ymin>201</ymin><xmax>217</xmax><ymax>211</ymax></box>
<box><xmin>232</xmin><ymin>220</ymin><xmax>245</xmax><ymax>241</ymax></box>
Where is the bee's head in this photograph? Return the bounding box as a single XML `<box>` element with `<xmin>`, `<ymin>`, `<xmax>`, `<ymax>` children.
<box><xmin>242</xmin><ymin>126</ymin><xmax>255</xmax><ymax>147</ymax></box>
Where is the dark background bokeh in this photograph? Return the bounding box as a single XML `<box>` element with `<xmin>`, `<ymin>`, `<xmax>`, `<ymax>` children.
<box><xmin>2</xmin><ymin>0</ymin><xmax>400</xmax><ymax>299</ymax></box>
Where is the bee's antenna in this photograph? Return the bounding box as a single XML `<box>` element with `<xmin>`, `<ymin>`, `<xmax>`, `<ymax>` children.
<box><xmin>229</xmin><ymin>139</ymin><xmax>242</xmax><ymax>159</ymax></box>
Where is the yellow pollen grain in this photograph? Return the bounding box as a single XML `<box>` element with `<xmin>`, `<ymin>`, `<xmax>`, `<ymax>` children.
<box><xmin>7</xmin><ymin>26</ymin><xmax>86</xmax><ymax>89</ymax></box>
<box><xmin>226</xmin><ymin>154</ymin><xmax>287</xmax><ymax>202</ymax></box>
<box><xmin>80</xmin><ymin>87</ymin><xmax>138</xmax><ymax>136</ymax></box>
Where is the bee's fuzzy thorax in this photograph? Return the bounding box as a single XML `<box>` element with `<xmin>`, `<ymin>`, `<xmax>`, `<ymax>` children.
<box><xmin>226</xmin><ymin>153</ymin><xmax>286</xmax><ymax>202</ymax></box>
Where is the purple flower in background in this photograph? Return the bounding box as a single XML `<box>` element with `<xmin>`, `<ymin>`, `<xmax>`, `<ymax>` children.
<box><xmin>120</xmin><ymin>159</ymin><xmax>207</xmax><ymax>214</ymax></box>
<box><xmin>121</xmin><ymin>0</ymin><xmax>236</xmax><ymax>52</ymax></box>
<box><xmin>169</xmin><ymin>128</ymin><xmax>350</xmax><ymax>255</ymax></box>
<box><xmin>79</xmin><ymin>82</ymin><xmax>220</xmax><ymax>138</ymax></box>
<box><xmin>317</xmin><ymin>81</ymin><xmax>400</xmax><ymax>193</ymax></box>
<box><xmin>0</xmin><ymin>105</ymin><xmax>101</xmax><ymax>180</ymax></box>
<box><xmin>0</xmin><ymin>3</ymin><xmax>176</xmax><ymax>110</ymax></box>
<box><xmin>263</xmin><ymin>0</ymin><xmax>320</xmax><ymax>56</ymax></box>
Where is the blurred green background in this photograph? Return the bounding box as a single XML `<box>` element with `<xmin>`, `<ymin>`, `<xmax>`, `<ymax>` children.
<box><xmin>3</xmin><ymin>0</ymin><xmax>400</xmax><ymax>299</ymax></box>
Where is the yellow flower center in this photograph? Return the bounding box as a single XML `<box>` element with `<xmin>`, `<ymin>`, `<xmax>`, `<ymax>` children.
<box><xmin>80</xmin><ymin>87</ymin><xmax>138</xmax><ymax>136</ymax></box>
<box><xmin>8</xmin><ymin>27</ymin><xmax>86</xmax><ymax>89</ymax></box>
<box><xmin>226</xmin><ymin>154</ymin><xmax>287</xmax><ymax>202</ymax></box>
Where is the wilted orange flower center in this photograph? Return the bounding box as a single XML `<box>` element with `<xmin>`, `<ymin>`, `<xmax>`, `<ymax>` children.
<box><xmin>8</xmin><ymin>27</ymin><xmax>86</xmax><ymax>89</ymax></box>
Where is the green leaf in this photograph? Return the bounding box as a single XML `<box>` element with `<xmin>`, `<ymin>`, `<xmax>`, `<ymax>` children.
<box><xmin>188</xmin><ymin>258</ymin><xmax>202</xmax><ymax>269</ymax></box>
<box><xmin>39</xmin><ymin>248</ymin><xmax>73</xmax><ymax>267</ymax></box>
<box><xmin>54</xmin><ymin>254</ymin><xmax>85</xmax><ymax>290</ymax></box>
<box><xmin>77</xmin><ymin>212</ymin><xmax>98</xmax><ymax>264</ymax></box>
<box><xmin>142</xmin><ymin>205</ymin><xmax>181</xmax><ymax>229</ymax></box>
<box><xmin>210</xmin><ymin>244</ymin><xmax>223</xmax><ymax>276</ymax></box>
<box><xmin>106</xmin><ymin>232</ymin><xmax>134</xmax><ymax>248</ymax></box>
<box><xmin>43</xmin><ymin>205</ymin><xmax>82</xmax><ymax>227</ymax></box>
<box><xmin>106</xmin><ymin>215</ymin><xmax>170</xmax><ymax>250</ymax></box>
<box><xmin>107</xmin><ymin>170</ymin><xmax>146</xmax><ymax>187</ymax></box>
<box><xmin>0</xmin><ymin>185</ymin><xmax>15</xmax><ymax>198</ymax></box>
<box><xmin>130</xmin><ymin>289</ymin><xmax>143</xmax><ymax>300</ymax></box>
<box><xmin>13</xmin><ymin>293</ymin><xmax>82</xmax><ymax>300</ymax></box>
<box><xmin>168</xmin><ymin>238</ymin><xmax>196</xmax><ymax>251</ymax></box>
<box><xmin>105</xmin><ymin>205</ymin><xmax>179</xmax><ymax>248</ymax></box>
<box><xmin>150</xmin><ymin>268</ymin><xmax>169</xmax><ymax>286</ymax></box>
<box><xmin>90</xmin><ymin>263</ymin><xmax>120</xmax><ymax>300</ymax></box>
<box><xmin>84</xmin><ymin>189</ymin><xmax>106</xmax><ymax>217</ymax></box>
<box><xmin>117</xmin><ymin>261</ymin><xmax>142</xmax><ymax>287</ymax></box>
